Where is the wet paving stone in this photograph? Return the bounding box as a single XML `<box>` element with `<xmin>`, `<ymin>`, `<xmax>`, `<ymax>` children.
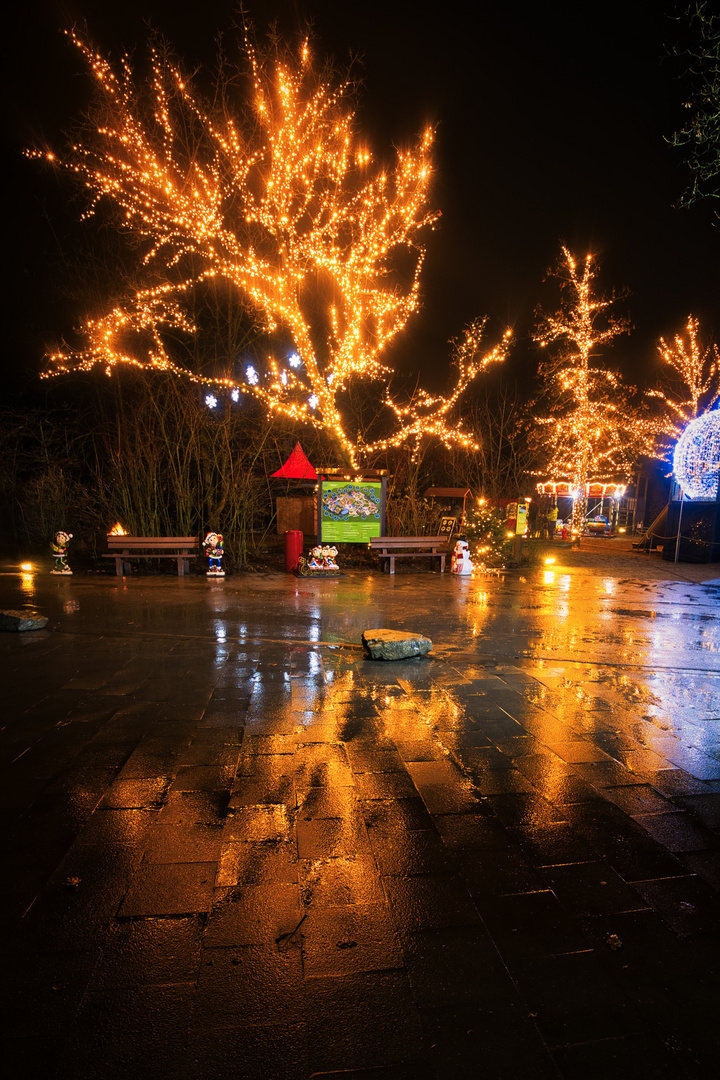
<box><xmin>22</xmin><ymin>842</ymin><xmax>144</xmax><ymax>947</ymax></box>
<box><xmin>419</xmin><ymin>1001</ymin><xmax>560</xmax><ymax>1079</ymax></box>
<box><xmin>631</xmin><ymin>811</ymin><xmax>718</xmax><ymax>853</ymax></box>
<box><xmin>142</xmin><ymin>822</ymin><xmax>225</xmax><ymax>864</ymax></box>
<box><xmin>205</xmin><ymin>882</ymin><xmax>302</xmax><ymax>946</ymax></box>
<box><xmin>86</xmin><ymin>915</ymin><xmax>205</xmax><ymax>990</ymax></box>
<box><xmin>76</xmin><ymin>807</ymin><xmax>160</xmax><ymax>846</ymax></box>
<box><xmin>550</xmin><ymin>1033</ymin><xmax>690</xmax><ymax>1080</ymax></box>
<box><xmin>515</xmin><ymin>950</ymin><xmax>643</xmax><ymax>1047</ymax></box>
<box><xmin>296</xmin><ymin>812</ymin><xmax>371</xmax><ymax>859</ymax></box>
<box><xmin>404</xmin><ymin>759</ymin><xmax>481</xmax><ymax>814</ymax></box>
<box><xmin>301</xmin><ymin>901</ymin><xmax>403</xmax><ymax>977</ymax></box>
<box><xmin>674</xmin><ymin>793</ymin><xmax>720</xmax><ymax>828</ymax></box>
<box><xmin>170</xmin><ymin>764</ymin><xmax>238</xmax><ymax>792</ymax></box>
<box><xmin>360</xmin><ymin>797</ymin><xmax>435</xmax><ymax>833</ymax></box>
<box><xmin>223</xmin><ymin>804</ymin><xmax>291</xmax><ymax>843</ymax></box>
<box><xmin>632</xmin><ymin>874</ymin><xmax>720</xmax><ymax>937</ymax></box>
<box><xmin>62</xmin><ymin>982</ymin><xmax>194</xmax><ymax>1078</ymax></box>
<box><xmin>483</xmin><ymin>791</ymin><xmax>569</xmax><ymax>827</ymax></box>
<box><xmin>353</xmin><ymin>770</ymin><xmax>419</xmax><ymax>799</ymax></box>
<box><xmin>400</xmin><ymin>924</ymin><xmax>512</xmax><ymax>1006</ymax></box>
<box><xmin>602</xmin><ymin>783</ymin><xmax>677</xmax><ymax>816</ymax></box>
<box><xmin>368</xmin><ymin>827</ymin><xmax>455</xmax><ymax>876</ymax></box>
<box><xmin>508</xmin><ymin>820</ymin><xmax>600</xmax><ymax>866</ymax></box>
<box><xmin>300</xmin><ymin>855</ymin><xmax>385</xmax><ymax>906</ymax></box>
<box><xmin>539</xmin><ymin>861</ymin><xmax>650</xmax><ymax>916</ymax></box>
<box><xmin>1</xmin><ymin>945</ymin><xmax>101</xmax><ymax>1040</ymax></box>
<box><xmin>381</xmin><ymin>873</ymin><xmax>481</xmax><ymax>934</ymax></box>
<box><xmin>98</xmin><ymin>777</ymin><xmax>171</xmax><ymax>809</ymax></box>
<box><xmin>157</xmin><ymin>789</ymin><xmax>230</xmax><ymax>825</ymax></box>
<box><xmin>681</xmin><ymin>849</ymin><xmax>720</xmax><ymax>888</ymax></box>
<box><xmin>193</xmin><ymin>945</ymin><xmax>305</xmax><ymax>1028</ymax></box>
<box><xmin>184</xmin><ymin>1020</ymin><xmax>309</xmax><ymax>1080</ymax></box>
<box><xmin>305</xmin><ymin>971</ymin><xmax>424</xmax><ymax>1075</ymax></box>
<box><xmin>118</xmin><ymin>861</ymin><xmax>217</xmax><ymax>917</ymax></box>
<box><xmin>217</xmin><ymin>838</ymin><xmax>298</xmax><ymax>887</ymax></box>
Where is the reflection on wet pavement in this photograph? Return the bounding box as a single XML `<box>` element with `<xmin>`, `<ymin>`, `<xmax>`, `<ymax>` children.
<box><xmin>1</xmin><ymin>565</ymin><xmax>720</xmax><ymax>1078</ymax></box>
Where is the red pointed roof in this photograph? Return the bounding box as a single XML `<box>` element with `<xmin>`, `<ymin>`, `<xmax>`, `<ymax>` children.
<box><xmin>270</xmin><ymin>442</ymin><xmax>318</xmax><ymax>479</ymax></box>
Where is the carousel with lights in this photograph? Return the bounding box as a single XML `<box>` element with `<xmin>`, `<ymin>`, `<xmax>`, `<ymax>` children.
<box><xmin>535</xmin><ymin>481</ymin><xmax>627</xmax><ymax>537</ymax></box>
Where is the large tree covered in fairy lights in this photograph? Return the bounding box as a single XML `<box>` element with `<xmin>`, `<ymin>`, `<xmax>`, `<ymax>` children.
<box><xmin>532</xmin><ymin>247</ymin><xmax>654</xmax><ymax>531</ymax></box>
<box><xmin>32</xmin><ymin>26</ymin><xmax>509</xmax><ymax>467</ymax></box>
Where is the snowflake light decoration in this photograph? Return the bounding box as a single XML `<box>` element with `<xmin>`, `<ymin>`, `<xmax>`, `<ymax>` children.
<box><xmin>673</xmin><ymin>410</ymin><xmax>720</xmax><ymax>499</ymax></box>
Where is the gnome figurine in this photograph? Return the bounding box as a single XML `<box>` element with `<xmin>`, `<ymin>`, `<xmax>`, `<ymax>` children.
<box><xmin>50</xmin><ymin>530</ymin><xmax>73</xmax><ymax>574</ymax></box>
<box><xmin>203</xmin><ymin>532</ymin><xmax>225</xmax><ymax>576</ymax></box>
<box><xmin>321</xmin><ymin>545</ymin><xmax>339</xmax><ymax>570</ymax></box>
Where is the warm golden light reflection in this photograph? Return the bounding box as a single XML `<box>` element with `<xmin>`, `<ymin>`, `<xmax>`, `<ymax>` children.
<box><xmin>544</xmin><ymin>570</ymin><xmax>555</xmax><ymax>585</ymax></box>
<box><xmin>20</xmin><ymin>574</ymin><xmax>35</xmax><ymax>597</ymax></box>
<box><xmin>20</xmin><ymin>563</ymin><xmax>32</xmax><ymax>571</ymax></box>
<box><xmin>33</xmin><ymin>28</ymin><xmax>511</xmax><ymax>466</ymax></box>
<box><xmin>544</xmin><ymin>557</ymin><xmax>556</xmax><ymax>565</ymax></box>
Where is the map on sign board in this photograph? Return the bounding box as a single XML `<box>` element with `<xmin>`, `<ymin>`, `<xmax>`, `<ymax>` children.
<box><xmin>320</xmin><ymin>481</ymin><xmax>382</xmax><ymax>543</ymax></box>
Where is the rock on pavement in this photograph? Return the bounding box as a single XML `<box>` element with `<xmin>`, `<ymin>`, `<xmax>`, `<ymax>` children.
<box><xmin>361</xmin><ymin>628</ymin><xmax>432</xmax><ymax>661</ymax></box>
<box><xmin>0</xmin><ymin>609</ymin><xmax>49</xmax><ymax>632</ymax></box>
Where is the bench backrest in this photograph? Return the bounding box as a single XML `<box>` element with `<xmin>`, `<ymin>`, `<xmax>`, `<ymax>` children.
<box><xmin>368</xmin><ymin>536</ymin><xmax>447</xmax><ymax>549</ymax></box>
<box><xmin>106</xmin><ymin>536</ymin><xmax>198</xmax><ymax>550</ymax></box>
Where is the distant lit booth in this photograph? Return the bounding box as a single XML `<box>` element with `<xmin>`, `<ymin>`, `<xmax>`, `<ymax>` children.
<box><xmin>536</xmin><ymin>481</ymin><xmax>627</xmax><ymax>535</ymax></box>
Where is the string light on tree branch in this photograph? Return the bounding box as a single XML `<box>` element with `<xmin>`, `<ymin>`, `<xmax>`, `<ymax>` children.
<box><xmin>647</xmin><ymin>315</ymin><xmax>720</xmax><ymax>455</ymax></box>
<box><xmin>533</xmin><ymin>247</ymin><xmax>654</xmax><ymax>531</ymax></box>
<box><xmin>29</xmin><ymin>26</ymin><xmax>507</xmax><ymax>465</ymax></box>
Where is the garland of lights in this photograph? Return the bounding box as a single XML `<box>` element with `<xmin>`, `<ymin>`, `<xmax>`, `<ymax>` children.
<box><xmin>30</xmin><ymin>28</ymin><xmax>510</xmax><ymax>466</ymax></box>
<box><xmin>536</xmin><ymin>481</ymin><xmax>626</xmax><ymax>498</ymax></box>
<box><xmin>673</xmin><ymin>409</ymin><xmax>720</xmax><ymax>499</ymax></box>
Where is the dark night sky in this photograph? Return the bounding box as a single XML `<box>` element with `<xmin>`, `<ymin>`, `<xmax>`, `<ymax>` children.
<box><xmin>4</xmin><ymin>0</ymin><xmax>719</xmax><ymax>398</ymax></box>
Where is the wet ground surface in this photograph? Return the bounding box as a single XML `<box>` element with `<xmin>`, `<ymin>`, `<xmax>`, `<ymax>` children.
<box><xmin>2</xmin><ymin>554</ymin><xmax>720</xmax><ymax>1079</ymax></box>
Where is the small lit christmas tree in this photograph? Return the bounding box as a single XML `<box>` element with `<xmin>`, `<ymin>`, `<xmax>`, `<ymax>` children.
<box><xmin>463</xmin><ymin>502</ymin><xmax>513</xmax><ymax>570</ymax></box>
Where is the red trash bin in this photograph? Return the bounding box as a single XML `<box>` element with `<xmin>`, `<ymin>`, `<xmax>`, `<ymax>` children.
<box><xmin>284</xmin><ymin>530</ymin><xmax>304</xmax><ymax>573</ymax></box>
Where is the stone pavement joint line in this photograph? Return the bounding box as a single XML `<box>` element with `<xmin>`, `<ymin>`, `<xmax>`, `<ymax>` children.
<box><xmin>1</xmin><ymin>568</ymin><xmax>719</xmax><ymax>1079</ymax></box>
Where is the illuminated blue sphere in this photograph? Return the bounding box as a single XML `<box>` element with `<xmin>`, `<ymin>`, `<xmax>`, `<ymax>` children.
<box><xmin>673</xmin><ymin>410</ymin><xmax>720</xmax><ymax>499</ymax></box>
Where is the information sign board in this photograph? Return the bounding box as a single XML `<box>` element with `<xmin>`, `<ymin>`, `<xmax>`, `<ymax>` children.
<box><xmin>319</xmin><ymin>480</ymin><xmax>384</xmax><ymax>543</ymax></box>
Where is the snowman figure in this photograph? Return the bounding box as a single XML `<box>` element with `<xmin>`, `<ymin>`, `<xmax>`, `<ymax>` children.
<box><xmin>50</xmin><ymin>530</ymin><xmax>73</xmax><ymax>575</ymax></box>
<box><xmin>203</xmin><ymin>532</ymin><xmax>225</xmax><ymax>576</ymax></box>
<box><xmin>451</xmin><ymin>539</ymin><xmax>473</xmax><ymax>576</ymax></box>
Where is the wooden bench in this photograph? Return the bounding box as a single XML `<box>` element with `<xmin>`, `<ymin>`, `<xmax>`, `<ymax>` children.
<box><xmin>103</xmin><ymin>536</ymin><xmax>199</xmax><ymax>576</ymax></box>
<box><xmin>369</xmin><ymin>536</ymin><xmax>449</xmax><ymax>575</ymax></box>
